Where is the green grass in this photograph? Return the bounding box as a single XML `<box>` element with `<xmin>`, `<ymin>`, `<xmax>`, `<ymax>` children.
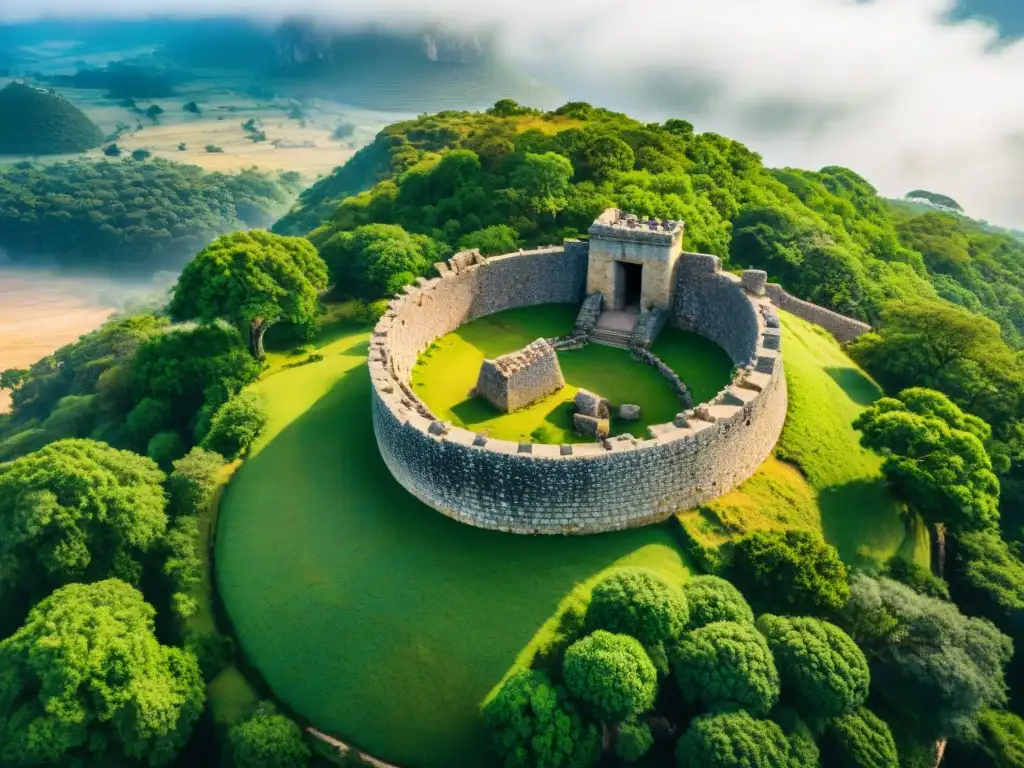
<box><xmin>411</xmin><ymin>304</ymin><xmax>732</xmax><ymax>443</ymax></box>
<box><xmin>216</xmin><ymin>325</ymin><xmax>694</xmax><ymax>767</ymax></box>
<box><xmin>678</xmin><ymin>312</ymin><xmax>931</xmax><ymax>569</ymax></box>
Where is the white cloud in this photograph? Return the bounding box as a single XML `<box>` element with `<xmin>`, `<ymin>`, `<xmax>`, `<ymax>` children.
<box><xmin>3</xmin><ymin>0</ymin><xmax>1022</xmax><ymax>228</ymax></box>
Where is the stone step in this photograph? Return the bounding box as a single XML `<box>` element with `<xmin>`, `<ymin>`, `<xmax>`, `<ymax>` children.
<box><xmin>589</xmin><ymin>327</ymin><xmax>632</xmax><ymax>349</ymax></box>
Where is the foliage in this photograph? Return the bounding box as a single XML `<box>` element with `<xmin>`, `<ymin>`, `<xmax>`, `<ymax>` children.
<box><xmin>0</xmin><ymin>82</ymin><xmax>103</xmax><ymax>153</ymax></box>
<box><xmin>949</xmin><ymin>528</ymin><xmax>1024</xmax><ymax>633</ymax></box>
<box><xmin>562</xmin><ymin>630</ymin><xmax>657</xmax><ymax>723</ymax></box>
<box><xmin>584</xmin><ymin>567</ymin><xmax>688</xmax><ymax>646</ymax></box>
<box><xmin>906</xmin><ymin>189</ymin><xmax>963</xmax><ymax>211</ymax></box>
<box><xmin>0</xmin><ymin>579</ymin><xmax>204</xmax><ymax>766</ymax></box>
<box><xmin>670</xmin><ymin>620</ymin><xmax>780</xmax><ymax>715</ymax></box>
<box><xmin>837</xmin><ymin>573</ymin><xmax>1012</xmax><ymax>741</ymax></box>
<box><xmin>0</xmin><ymin>158</ymin><xmax>301</xmax><ymax>272</ymax></box>
<box><xmin>674</xmin><ymin>710</ymin><xmax>792</xmax><ymax>768</ymax></box>
<box><xmin>201</xmin><ymin>392</ymin><xmax>268</xmax><ymax>459</ymax></box>
<box><xmin>147</xmin><ymin>429</ymin><xmax>183</xmax><ymax>469</ymax></box>
<box><xmin>681</xmin><ymin>574</ymin><xmax>754</xmax><ymax>629</ymax></box>
<box><xmin>132</xmin><ymin>147</ymin><xmax>152</xmax><ymax>161</ymax></box>
<box><xmin>614</xmin><ymin>717</ymin><xmax>653</xmax><ymax>763</ymax></box>
<box><xmin>0</xmin><ymin>439</ymin><xmax>167</xmax><ymax>616</ymax></box>
<box><xmin>729</xmin><ymin>530</ymin><xmax>850</xmax><ymax>615</ymax></box>
<box><xmin>883</xmin><ymin>556</ymin><xmax>950</xmax><ymax>600</ymax></box>
<box><xmin>975</xmin><ymin>709</ymin><xmax>1024</xmax><ymax>768</ymax></box>
<box><xmin>167</xmin><ymin>446</ymin><xmax>226</xmax><ymax>517</ymax></box>
<box><xmin>169</xmin><ymin>229</ymin><xmax>329</xmax><ymax>357</ymax></box>
<box><xmin>163</xmin><ymin>514</ymin><xmax>202</xmax><ymax>619</ymax></box>
<box><xmin>482</xmin><ymin>669</ymin><xmax>600</xmax><ymax>768</ymax></box>
<box><xmin>458</xmin><ymin>223</ymin><xmax>520</xmax><ymax>255</ymax></box>
<box><xmin>756</xmin><ymin>614</ymin><xmax>870</xmax><ymax>720</ymax></box>
<box><xmin>821</xmin><ymin>708</ymin><xmax>899</xmax><ymax>768</ymax></box>
<box><xmin>854</xmin><ymin>387</ymin><xmax>1000</xmax><ymax>531</ymax></box>
<box><xmin>227</xmin><ymin>701</ymin><xmax>311</xmax><ymax>768</ymax></box>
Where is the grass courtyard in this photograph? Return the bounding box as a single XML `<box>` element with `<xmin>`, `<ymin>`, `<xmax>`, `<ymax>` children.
<box><xmin>411</xmin><ymin>304</ymin><xmax>733</xmax><ymax>443</ymax></box>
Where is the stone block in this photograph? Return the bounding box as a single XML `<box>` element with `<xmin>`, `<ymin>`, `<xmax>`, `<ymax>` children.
<box><xmin>619</xmin><ymin>404</ymin><xmax>642</xmax><ymax>421</ymax></box>
<box><xmin>575</xmin><ymin>388</ymin><xmax>610</xmax><ymax>419</ymax></box>
<box><xmin>573</xmin><ymin>413</ymin><xmax>610</xmax><ymax>439</ymax></box>
<box><xmin>742</xmin><ymin>269</ymin><xmax>768</xmax><ymax>295</ymax></box>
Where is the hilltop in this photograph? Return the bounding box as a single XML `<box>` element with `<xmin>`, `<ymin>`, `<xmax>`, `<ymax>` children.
<box><xmin>0</xmin><ymin>82</ymin><xmax>104</xmax><ymax>154</ymax></box>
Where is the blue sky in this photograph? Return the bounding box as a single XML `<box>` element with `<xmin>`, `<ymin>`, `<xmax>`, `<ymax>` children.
<box><xmin>956</xmin><ymin>0</ymin><xmax>1023</xmax><ymax>37</ymax></box>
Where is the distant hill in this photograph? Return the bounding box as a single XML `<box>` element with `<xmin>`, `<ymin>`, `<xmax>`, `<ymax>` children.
<box><xmin>0</xmin><ymin>82</ymin><xmax>103</xmax><ymax>154</ymax></box>
<box><xmin>905</xmin><ymin>189</ymin><xmax>964</xmax><ymax>212</ymax></box>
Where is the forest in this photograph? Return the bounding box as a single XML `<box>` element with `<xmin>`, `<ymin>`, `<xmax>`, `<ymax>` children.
<box><xmin>0</xmin><ymin>158</ymin><xmax>302</xmax><ymax>272</ymax></box>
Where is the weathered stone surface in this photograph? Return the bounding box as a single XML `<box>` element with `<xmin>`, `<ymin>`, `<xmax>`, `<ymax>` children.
<box><xmin>574</xmin><ymin>413</ymin><xmax>610</xmax><ymax>438</ymax></box>
<box><xmin>620</xmin><ymin>404</ymin><xmax>642</xmax><ymax>421</ymax></box>
<box><xmin>574</xmin><ymin>388</ymin><xmax>610</xmax><ymax>419</ymax></box>
<box><xmin>763</xmin><ymin>283</ymin><xmax>869</xmax><ymax>342</ymax></box>
<box><xmin>476</xmin><ymin>338</ymin><xmax>565</xmax><ymax>412</ymax></box>
<box><xmin>741</xmin><ymin>269</ymin><xmax>768</xmax><ymax>296</ymax></box>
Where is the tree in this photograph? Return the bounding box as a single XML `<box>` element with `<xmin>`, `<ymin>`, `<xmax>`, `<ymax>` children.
<box><xmin>163</xmin><ymin>514</ymin><xmax>201</xmax><ymax>619</ymax></box>
<box><xmin>511</xmin><ymin>152</ymin><xmax>573</xmax><ymax>218</ymax></box>
<box><xmin>103</xmin><ymin>142</ymin><xmax>121</xmax><ymax>156</ymax></box>
<box><xmin>614</xmin><ymin>717</ymin><xmax>654</xmax><ymax>763</ymax></box>
<box><xmin>756</xmin><ymin>614</ymin><xmax>870</xmax><ymax>721</ymax></box>
<box><xmin>681</xmin><ymin>574</ymin><xmax>754</xmax><ymax>629</ymax></box>
<box><xmin>458</xmin><ymin>224</ymin><xmax>519</xmax><ymax>256</ymax></box>
<box><xmin>949</xmin><ymin>528</ymin><xmax>1024</xmax><ymax>633</ymax></box>
<box><xmin>821</xmin><ymin>708</ymin><xmax>899</xmax><ymax>768</ymax></box>
<box><xmin>0</xmin><ymin>439</ymin><xmax>167</xmax><ymax>616</ymax></box>
<box><xmin>316</xmin><ymin>223</ymin><xmax>438</xmax><ymax>299</ymax></box>
<box><xmin>132</xmin><ymin>147</ymin><xmax>152</xmax><ymax>161</ymax></box>
<box><xmin>562</xmin><ymin>631</ymin><xmax>657</xmax><ymax>723</ymax></box>
<box><xmin>729</xmin><ymin>530</ymin><xmax>850</xmax><ymax>616</ymax></box>
<box><xmin>584</xmin><ymin>567</ymin><xmax>688</xmax><ymax>647</ymax></box>
<box><xmin>838</xmin><ymin>573</ymin><xmax>1012</xmax><ymax>741</ymax></box>
<box><xmin>201</xmin><ymin>392</ymin><xmax>268</xmax><ymax>459</ymax></box>
<box><xmin>0</xmin><ymin>580</ymin><xmax>204</xmax><ymax>766</ymax></box>
<box><xmin>854</xmin><ymin>388</ymin><xmax>1000</xmax><ymax>531</ymax></box>
<box><xmin>168</xmin><ymin>446</ymin><xmax>226</xmax><ymax>517</ymax></box>
<box><xmin>169</xmin><ymin>230</ymin><xmax>329</xmax><ymax>358</ymax></box>
<box><xmin>227</xmin><ymin>702</ymin><xmax>310</xmax><ymax>768</ymax></box>
<box><xmin>580</xmin><ymin>133</ymin><xmax>635</xmax><ymax>181</ymax></box>
<box><xmin>145</xmin><ymin>104</ymin><xmax>164</xmax><ymax>123</ymax></box>
<box><xmin>973</xmin><ymin>709</ymin><xmax>1024</xmax><ymax>768</ymax></box>
<box><xmin>0</xmin><ymin>367</ymin><xmax>28</xmax><ymax>391</ymax></box>
<box><xmin>147</xmin><ymin>429</ymin><xmax>184</xmax><ymax>469</ymax></box>
<box><xmin>670</xmin><ymin>621</ymin><xmax>780</xmax><ymax>715</ymax></box>
<box><xmin>482</xmin><ymin>669</ymin><xmax>600</xmax><ymax>768</ymax></box>
<box><xmin>183</xmin><ymin>101</ymin><xmax>200</xmax><ymax>114</ymax></box>
<box><xmin>675</xmin><ymin>711</ymin><xmax>792</xmax><ymax>768</ymax></box>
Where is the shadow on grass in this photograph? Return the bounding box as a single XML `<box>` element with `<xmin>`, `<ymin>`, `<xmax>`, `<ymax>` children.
<box><xmin>825</xmin><ymin>366</ymin><xmax>881</xmax><ymax>407</ymax></box>
<box><xmin>215</xmin><ymin>357</ymin><xmax>689</xmax><ymax>768</ymax></box>
<box><xmin>818</xmin><ymin>476</ymin><xmax>905</xmax><ymax>566</ymax></box>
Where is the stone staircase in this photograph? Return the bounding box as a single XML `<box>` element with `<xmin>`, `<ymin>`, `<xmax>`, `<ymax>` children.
<box><xmin>590</xmin><ymin>310</ymin><xmax>639</xmax><ymax>349</ymax></box>
<box><xmin>590</xmin><ymin>326</ymin><xmax>633</xmax><ymax>349</ymax></box>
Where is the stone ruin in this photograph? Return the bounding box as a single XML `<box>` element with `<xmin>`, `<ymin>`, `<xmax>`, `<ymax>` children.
<box><xmin>475</xmin><ymin>338</ymin><xmax>566</xmax><ymax>413</ymax></box>
<box><xmin>573</xmin><ymin>388</ymin><xmax>611</xmax><ymax>438</ymax></box>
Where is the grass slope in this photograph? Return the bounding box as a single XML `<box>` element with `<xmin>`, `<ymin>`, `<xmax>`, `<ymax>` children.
<box><xmin>0</xmin><ymin>82</ymin><xmax>103</xmax><ymax>154</ymax></box>
<box><xmin>411</xmin><ymin>304</ymin><xmax>731</xmax><ymax>443</ymax></box>
<box><xmin>216</xmin><ymin>324</ymin><xmax>693</xmax><ymax>767</ymax></box>
<box><xmin>679</xmin><ymin>312</ymin><xmax>930</xmax><ymax>568</ymax></box>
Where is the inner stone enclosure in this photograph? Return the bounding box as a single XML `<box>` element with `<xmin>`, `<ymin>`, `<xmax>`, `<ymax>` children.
<box><xmin>475</xmin><ymin>338</ymin><xmax>565</xmax><ymax>413</ymax></box>
<box><xmin>370</xmin><ymin>208</ymin><xmax>790</xmax><ymax>534</ymax></box>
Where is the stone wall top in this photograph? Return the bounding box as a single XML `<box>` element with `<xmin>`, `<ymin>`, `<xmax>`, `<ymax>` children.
<box><xmin>764</xmin><ymin>283</ymin><xmax>871</xmax><ymax>343</ymax></box>
<box><xmin>588</xmin><ymin>207</ymin><xmax>683</xmax><ymax>247</ymax></box>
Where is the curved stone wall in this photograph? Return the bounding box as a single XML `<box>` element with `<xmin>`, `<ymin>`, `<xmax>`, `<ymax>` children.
<box><xmin>763</xmin><ymin>283</ymin><xmax>871</xmax><ymax>343</ymax></box>
<box><xmin>369</xmin><ymin>242</ymin><xmax>788</xmax><ymax>534</ymax></box>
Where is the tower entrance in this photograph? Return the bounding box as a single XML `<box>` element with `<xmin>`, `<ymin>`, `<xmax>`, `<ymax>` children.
<box><xmin>616</xmin><ymin>261</ymin><xmax>643</xmax><ymax>310</ymax></box>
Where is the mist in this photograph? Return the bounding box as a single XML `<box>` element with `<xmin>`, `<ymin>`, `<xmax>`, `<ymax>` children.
<box><xmin>2</xmin><ymin>0</ymin><xmax>1022</xmax><ymax>228</ymax></box>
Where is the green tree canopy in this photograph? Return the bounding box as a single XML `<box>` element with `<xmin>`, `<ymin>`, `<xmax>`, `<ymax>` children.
<box><xmin>756</xmin><ymin>614</ymin><xmax>870</xmax><ymax>721</ymax></box>
<box><xmin>315</xmin><ymin>223</ymin><xmax>442</xmax><ymax>299</ymax></box>
<box><xmin>854</xmin><ymin>387</ymin><xmax>1000</xmax><ymax>531</ymax></box>
<box><xmin>511</xmin><ymin>152</ymin><xmax>574</xmax><ymax>218</ymax></box>
<box><xmin>562</xmin><ymin>630</ymin><xmax>657</xmax><ymax>723</ymax></box>
<box><xmin>227</xmin><ymin>702</ymin><xmax>311</xmax><ymax>768</ymax></box>
<box><xmin>584</xmin><ymin>567</ymin><xmax>688</xmax><ymax>647</ymax></box>
<box><xmin>821</xmin><ymin>708</ymin><xmax>899</xmax><ymax>768</ymax></box>
<box><xmin>674</xmin><ymin>710</ymin><xmax>792</xmax><ymax>768</ymax></box>
<box><xmin>681</xmin><ymin>574</ymin><xmax>754</xmax><ymax>629</ymax></box>
<box><xmin>728</xmin><ymin>530</ymin><xmax>850</xmax><ymax>616</ymax></box>
<box><xmin>200</xmin><ymin>391</ymin><xmax>268</xmax><ymax>460</ymax></box>
<box><xmin>167</xmin><ymin>446</ymin><xmax>226</xmax><ymax>518</ymax></box>
<box><xmin>0</xmin><ymin>439</ymin><xmax>167</xmax><ymax>618</ymax></box>
<box><xmin>0</xmin><ymin>580</ymin><xmax>204</xmax><ymax>766</ymax></box>
<box><xmin>670</xmin><ymin>620</ymin><xmax>780</xmax><ymax>716</ymax></box>
<box><xmin>169</xmin><ymin>230</ymin><xmax>328</xmax><ymax>358</ymax></box>
<box><xmin>481</xmin><ymin>668</ymin><xmax>599</xmax><ymax>768</ymax></box>
<box><xmin>949</xmin><ymin>528</ymin><xmax>1024</xmax><ymax>636</ymax></box>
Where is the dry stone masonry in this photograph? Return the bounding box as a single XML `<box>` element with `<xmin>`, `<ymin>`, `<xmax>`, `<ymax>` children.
<box><xmin>475</xmin><ymin>338</ymin><xmax>566</xmax><ymax>412</ymax></box>
<box><xmin>369</xmin><ymin>208</ymin><xmax>868</xmax><ymax>534</ymax></box>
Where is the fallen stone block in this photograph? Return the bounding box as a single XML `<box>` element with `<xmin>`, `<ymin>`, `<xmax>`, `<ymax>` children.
<box><xmin>619</xmin><ymin>403</ymin><xmax>642</xmax><ymax>421</ymax></box>
<box><xmin>575</xmin><ymin>388</ymin><xmax>610</xmax><ymax>419</ymax></box>
<box><xmin>573</xmin><ymin>413</ymin><xmax>610</xmax><ymax>439</ymax></box>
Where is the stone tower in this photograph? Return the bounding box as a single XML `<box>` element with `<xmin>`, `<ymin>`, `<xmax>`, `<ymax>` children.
<box><xmin>586</xmin><ymin>208</ymin><xmax>684</xmax><ymax>311</ymax></box>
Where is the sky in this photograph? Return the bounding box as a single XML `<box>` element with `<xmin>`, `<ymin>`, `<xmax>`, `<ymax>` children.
<box><xmin>1</xmin><ymin>0</ymin><xmax>1022</xmax><ymax>229</ymax></box>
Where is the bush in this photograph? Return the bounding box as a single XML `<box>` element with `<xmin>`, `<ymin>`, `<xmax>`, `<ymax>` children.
<box><xmin>585</xmin><ymin>567</ymin><xmax>688</xmax><ymax>646</ymax></box>
<box><xmin>184</xmin><ymin>629</ymin><xmax>234</xmax><ymax>681</ymax></box>
<box><xmin>131</xmin><ymin>148</ymin><xmax>151</xmax><ymax>161</ymax></box>
<box><xmin>615</xmin><ymin>717</ymin><xmax>653</xmax><ymax>763</ymax></box>
<box><xmin>681</xmin><ymin>575</ymin><xmax>754</xmax><ymax>629</ymax></box>
<box><xmin>675</xmin><ymin>710</ymin><xmax>792</xmax><ymax>768</ymax></box>
<box><xmin>167</xmin><ymin>447</ymin><xmax>226</xmax><ymax>518</ymax></box>
<box><xmin>821</xmin><ymin>708</ymin><xmax>899</xmax><ymax>768</ymax></box>
<box><xmin>756</xmin><ymin>614</ymin><xmax>869</xmax><ymax>721</ymax></box>
<box><xmin>146</xmin><ymin>430</ymin><xmax>184</xmax><ymax>470</ymax></box>
<box><xmin>201</xmin><ymin>392</ymin><xmax>267</xmax><ymax>460</ymax></box>
<box><xmin>228</xmin><ymin>702</ymin><xmax>310</xmax><ymax>768</ymax></box>
<box><xmin>205</xmin><ymin>144</ymin><xmax>224</xmax><ymax>153</ymax></box>
<box><xmin>729</xmin><ymin>530</ymin><xmax>850</xmax><ymax>615</ymax></box>
<box><xmin>482</xmin><ymin>669</ymin><xmax>599</xmax><ymax>768</ymax></box>
<box><xmin>670</xmin><ymin>621</ymin><xmax>780</xmax><ymax>715</ymax></box>
<box><xmin>884</xmin><ymin>556</ymin><xmax>950</xmax><ymax>600</ymax></box>
<box><xmin>562</xmin><ymin>631</ymin><xmax>657</xmax><ymax>722</ymax></box>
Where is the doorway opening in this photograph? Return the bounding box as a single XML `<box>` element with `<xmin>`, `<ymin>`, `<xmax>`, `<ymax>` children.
<box><xmin>619</xmin><ymin>261</ymin><xmax>643</xmax><ymax>310</ymax></box>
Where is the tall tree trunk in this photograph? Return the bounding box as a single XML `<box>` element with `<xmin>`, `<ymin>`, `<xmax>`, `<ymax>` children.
<box><xmin>250</xmin><ymin>320</ymin><xmax>267</xmax><ymax>359</ymax></box>
<box><xmin>931</xmin><ymin>523</ymin><xmax>947</xmax><ymax>578</ymax></box>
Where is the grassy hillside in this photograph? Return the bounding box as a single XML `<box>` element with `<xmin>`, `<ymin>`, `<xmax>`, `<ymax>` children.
<box><xmin>0</xmin><ymin>82</ymin><xmax>103</xmax><ymax>154</ymax></box>
<box><xmin>678</xmin><ymin>312</ymin><xmax>930</xmax><ymax>569</ymax></box>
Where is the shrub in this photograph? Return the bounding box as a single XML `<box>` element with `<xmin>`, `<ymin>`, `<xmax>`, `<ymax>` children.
<box><xmin>585</xmin><ymin>567</ymin><xmax>688</xmax><ymax>646</ymax></box>
<box><xmin>821</xmin><ymin>708</ymin><xmax>899</xmax><ymax>768</ymax></box>
<box><xmin>562</xmin><ymin>631</ymin><xmax>657</xmax><ymax>722</ymax></box>
<box><xmin>681</xmin><ymin>574</ymin><xmax>754</xmax><ymax>629</ymax></box>
<box><xmin>205</xmin><ymin>144</ymin><xmax>224</xmax><ymax>153</ymax></box>
<box><xmin>131</xmin><ymin>148</ymin><xmax>151</xmax><ymax>161</ymax></box>
<box><xmin>201</xmin><ymin>392</ymin><xmax>267</xmax><ymax>459</ymax></box>
<box><xmin>670</xmin><ymin>621</ymin><xmax>780</xmax><ymax>715</ymax></box>
<box><xmin>884</xmin><ymin>556</ymin><xmax>950</xmax><ymax>600</ymax></box>
<box><xmin>482</xmin><ymin>669</ymin><xmax>599</xmax><ymax>768</ymax></box>
<box><xmin>228</xmin><ymin>702</ymin><xmax>310</xmax><ymax>768</ymax></box>
<box><xmin>675</xmin><ymin>710</ymin><xmax>792</xmax><ymax>768</ymax></box>
<box><xmin>615</xmin><ymin>717</ymin><xmax>653</xmax><ymax>763</ymax></box>
<box><xmin>146</xmin><ymin>430</ymin><xmax>183</xmax><ymax>470</ymax></box>
<box><xmin>757</xmin><ymin>614</ymin><xmax>869</xmax><ymax>720</ymax></box>
<box><xmin>167</xmin><ymin>447</ymin><xmax>226</xmax><ymax>518</ymax></box>
<box><xmin>184</xmin><ymin>629</ymin><xmax>234</xmax><ymax>681</ymax></box>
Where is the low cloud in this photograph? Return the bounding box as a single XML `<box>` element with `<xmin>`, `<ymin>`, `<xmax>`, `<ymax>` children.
<box><xmin>3</xmin><ymin>0</ymin><xmax>1022</xmax><ymax>228</ymax></box>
